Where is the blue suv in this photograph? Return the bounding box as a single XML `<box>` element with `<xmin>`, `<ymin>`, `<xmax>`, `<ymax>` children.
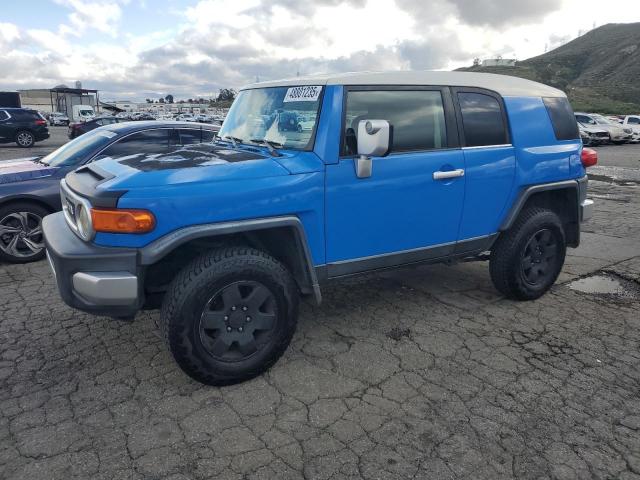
<box><xmin>43</xmin><ymin>72</ymin><xmax>596</xmax><ymax>385</ymax></box>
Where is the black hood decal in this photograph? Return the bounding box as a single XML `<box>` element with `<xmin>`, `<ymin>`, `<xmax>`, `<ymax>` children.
<box><xmin>116</xmin><ymin>144</ymin><xmax>267</xmax><ymax>172</ymax></box>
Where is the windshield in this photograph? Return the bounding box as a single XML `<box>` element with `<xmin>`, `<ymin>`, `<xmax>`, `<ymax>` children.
<box><xmin>41</xmin><ymin>129</ymin><xmax>117</xmax><ymax>167</ymax></box>
<box><xmin>219</xmin><ymin>86</ymin><xmax>323</xmax><ymax>150</ymax></box>
<box><xmin>592</xmin><ymin>114</ymin><xmax>613</xmax><ymax>125</ymax></box>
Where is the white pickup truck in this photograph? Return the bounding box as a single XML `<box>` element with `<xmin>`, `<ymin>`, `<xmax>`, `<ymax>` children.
<box><xmin>622</xmin><ymin>115</ymin><xmax>640</xmax><ymax>143</ymax></box>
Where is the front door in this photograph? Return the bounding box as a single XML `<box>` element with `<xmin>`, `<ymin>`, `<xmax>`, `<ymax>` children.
<box><xmin>325</xmin><ymin>87</ymin><xmax>466</xmax><ymax>277</ymax></box>
<box><xmin>0</xmin><ymin>110</ymin><xmax>11</xmax><ymax>142</ymax></box>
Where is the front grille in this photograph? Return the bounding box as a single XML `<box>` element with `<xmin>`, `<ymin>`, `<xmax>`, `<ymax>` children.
<box><xmin>594</xmin><ymin>132</ymin><xmax>609</xmax><ymax>138</ymax></box>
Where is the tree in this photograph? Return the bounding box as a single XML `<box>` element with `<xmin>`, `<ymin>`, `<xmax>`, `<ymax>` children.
<box><xmin>145</xmin><ymin>98</ymin><xmax>153</xmax><ymax>103</ymax></box>
<box><xmin>165</xmin><ymin>94</ymin><xmax>174</xmax><ymax>104</ymax></box>
<box><xmin>216</xmin><ymin>88</ymin><xmax>236</xmax><ymax>103</ymax></box>
<box><xmin>473</xmin><ymin>58</ymin><xmax>481</xmax><ymax>67</ymax></box>
<box><xmin>159</xmin><ymin>97</ymin><xmax>165</xmax><ymax>104</ymax></box>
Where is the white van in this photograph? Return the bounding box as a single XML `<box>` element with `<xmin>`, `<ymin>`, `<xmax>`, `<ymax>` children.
<box><xmin>71</xmin><ymin>105</ymin><xmax>96</xmax><ymax>123</ymax></box>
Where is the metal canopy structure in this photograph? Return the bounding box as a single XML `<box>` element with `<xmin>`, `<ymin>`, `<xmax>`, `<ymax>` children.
<box><xmin>49</xmin><ymin>86</ymin><xmax>100</xmax><ymax>115</ymax></box>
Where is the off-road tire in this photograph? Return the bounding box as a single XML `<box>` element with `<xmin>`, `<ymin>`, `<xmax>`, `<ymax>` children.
<box><xmin>490</xmin><ymin>207</ymin><xmax>566</xmax><ymax>301</ymax></box>
<box><xmin>160</xmin><ymin>246</ymin><xmax>299</xmax><ymax>385</ymax></box>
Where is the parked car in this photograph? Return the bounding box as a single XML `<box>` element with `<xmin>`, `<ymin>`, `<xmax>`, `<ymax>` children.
<box><xmin>176</xmin><ymin>113</ymin><xmax>195</xmax><ymax>122</ymax></box>
<box><xmin>622</xmin><ymin>115</ymin><xmax>640</xmax><ymax>143</ymax></box>
<box><xmin>43</xmin><ymin>71</ymin><xmax>596</xmax><ymax>386</ymax></box>
<box><xmin>578</xmin><ymin>122</ymin><xmax>609</xmax><ymax>146</ymax></box>
<box><xmin>133</xmin><ymin>112</ymin><xmax>155</xmax><ymax>121</ymax></box>
<box><xmin>575</xmin><ymin>112</ymin><xmax>633</xmax><ymax>144</ymax></box>
<box><xmin>194</xmin><ymin>113</ymin><xmax>210</xmax><ymax>123</ymax></box>
<box><xmin>0</xmin><ymin>122</ymin><xmax>218</xmax><ymax>263</ymax></box>
<box><xmin>49</xmin><ymin>112</ymin><xmax>70</xmax><ymax>126</ymax></box>
<box><xmin>0</xmin><ymin>108</ymin><xmax>50</xmax><ymax>148</ymax></box>
<box><xmin>68</xmin><ymin>116</ymin><xmax>121</xmax><ymax>139</ymax></box>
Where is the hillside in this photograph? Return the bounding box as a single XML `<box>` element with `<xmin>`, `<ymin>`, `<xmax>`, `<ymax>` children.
<box><xmin>459</xmin><ymin>23</ymin><xmax>640</xmax><ymax>114</ymax></box>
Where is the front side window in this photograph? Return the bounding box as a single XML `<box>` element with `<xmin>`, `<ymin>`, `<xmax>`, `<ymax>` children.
<box><xmin>219</xmin><ymin>86</ymin><xmax>323</xmax><ymax>150</ymax></box>
<box><xmin>627</xmin><ymin>117</ymin><xmax>640</xmax><ymax>125</ymax></box>
<box><xmin>342</xmin><ymin>90</ymin><xmax>447</xmax><ymax>156</ymax></box>
<box><xmin>99</xmin><ymin>129</ymin><xmax>171</xmax><ymax>158</ymax></box>
<box><xmin>202</xmin><ymin>129</ymin><xmax>216</xmax><ymax>143</ymax></box>
<box><xmin>458</xmin><ymin>92</ymin><xmax>508</xmax><ymax>147</ymax></box>
<box><xmin>177</xmin><ymin>129</ymin><xmax>202</xmax><ymax>145</ymax></box>
<box><xmin>40</xmin><ymin>129</ymin><xmax>117</xmax><ymax>167</ymax></box>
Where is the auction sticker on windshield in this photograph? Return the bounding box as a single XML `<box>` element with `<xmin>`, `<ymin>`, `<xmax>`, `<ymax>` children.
<box><xmin>283</xmin><ymin>86</ymin><xmax>322</xmax><ymax>102</ymax></box>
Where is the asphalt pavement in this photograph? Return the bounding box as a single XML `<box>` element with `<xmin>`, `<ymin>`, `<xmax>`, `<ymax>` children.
<box><xmin>1</xmin><ymin>144</ymin><xmax>640</xmax><ymax>479</ymax></box>
<box><xmin>0</xmin><ymin>126</ymin><xmax>69</xmax><ymax>161</ymax></box>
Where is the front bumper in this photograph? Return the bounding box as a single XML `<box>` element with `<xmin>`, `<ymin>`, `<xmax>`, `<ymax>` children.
<box><xmin>43</xmin><ymin>212</ymin><xmax>143</xmax><ymax>317</ymax></box>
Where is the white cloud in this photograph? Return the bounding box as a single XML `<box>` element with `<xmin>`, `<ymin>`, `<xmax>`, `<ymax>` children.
<box><xmin>54</xmin><ymin>0</ymin><xmax>125</xmax><ymax>37</ymax></box>
<box><xmin>1</xmin><ymin>0</ymin><xmax>640</xmax><ymax>99</ymax></box>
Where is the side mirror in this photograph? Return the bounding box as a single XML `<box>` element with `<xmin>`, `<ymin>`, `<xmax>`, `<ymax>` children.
<box><xmin>355</xmin><ymin>120</ymin><xmax>391</xmax><ymax>178</ymax></box>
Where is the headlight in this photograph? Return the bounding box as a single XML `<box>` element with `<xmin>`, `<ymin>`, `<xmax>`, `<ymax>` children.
<box><xmin>76</xmin><ymin>204</ymin><xmax>94</xmax><ymax>240</ymax></box>
<box><xmin>623</xmin><ymin>128</ymin><xmax>632</xmax><ymax>134</ymax></box>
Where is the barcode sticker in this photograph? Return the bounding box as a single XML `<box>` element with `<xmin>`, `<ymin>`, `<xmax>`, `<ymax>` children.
<box><xmin>283</xmin><ymin>86</ymin><xmax>323</xmax><ymax>103</ymax></box>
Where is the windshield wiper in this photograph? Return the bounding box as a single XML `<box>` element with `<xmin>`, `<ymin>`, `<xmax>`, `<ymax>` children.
<box><xmin>249</xmin><ymin>139</ymin><xmax>283</xmax><ymax>157</ymax></box>
<box><xmin>221</xmin><ymin>135</ymin><xmax>242</xmax><ymax>148</ymax></box>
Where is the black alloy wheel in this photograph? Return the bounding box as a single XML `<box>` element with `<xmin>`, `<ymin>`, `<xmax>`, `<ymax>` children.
<box><xmin>520</xmin><ymin>228</ymin><xmax>559</xmax><ymax>286</ymax></box>
<box><xmin>199</xmin><ymin>280</ymin><xmax>278</xmax><ymax>361</ymax></box>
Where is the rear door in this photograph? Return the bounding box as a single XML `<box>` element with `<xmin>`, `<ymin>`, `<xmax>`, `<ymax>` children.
<box><xmin>452</xmin><ymin>88</ymin><xmax>515</xmax><ymax>241</ymax></box>
<box><xmin>325</xmin><ymin>87</ymin><xmax>466</xmax><ymax>275</ymax></box>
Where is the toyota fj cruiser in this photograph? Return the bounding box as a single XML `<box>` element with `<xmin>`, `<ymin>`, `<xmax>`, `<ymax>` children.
<box><xmin>43</xmin><ymin>72</ymin><xmax>596</xmax><ymax>385</ymax></box>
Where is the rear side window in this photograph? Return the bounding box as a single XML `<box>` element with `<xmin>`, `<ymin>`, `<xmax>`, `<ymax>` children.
<box><xmin>10</xmin><ymin>110</ymin><xmax>38</xmax><ymax>121</ymax></box>
<box><xmin>457</xmin><ymin>92</ymin><xmax>508</xmax><ymax>147</ymax></box>
<box><xmin>0</xmin><ymin>111</ymin><xmax>8</xmax><ymax>121</ymax></box>
<box><xmin>100</xmin><ymin>129</ymin><xmax>171</xmax><ymax>157</ymax></box>
<box><xmin>543</xmin><ymin>97</ymin><xmax>580</xmax><ymax>140</ymax></box>
<box><xmin>342</xmin><ymin>90</ymin><xmax>447</xmax><ymax>155</ymax></box>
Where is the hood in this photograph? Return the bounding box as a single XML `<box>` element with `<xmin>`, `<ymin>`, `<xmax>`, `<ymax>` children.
<box><xmin>579</xmin><ymin>125</ymin><xmax>607</xmax><ymax>134</ymax></box>
<box><xmin>92</xmin><ymin>143</ymin><xmax>293</xmax><ymax>190</ymax></box>
<box><xmin>0</xmin><ymin>158</ymin><xmax>58</xmax><ymax>185</ymax></box>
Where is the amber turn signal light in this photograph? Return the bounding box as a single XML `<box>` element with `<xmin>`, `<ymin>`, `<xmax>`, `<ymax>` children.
<box><xmin>91</xmin><ymin>208</ymin><xmax>155</xmax><ymax>234</ymax></box>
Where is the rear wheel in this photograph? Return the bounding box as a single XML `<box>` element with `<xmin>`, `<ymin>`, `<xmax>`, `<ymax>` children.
<box><xmin>490</xmin><ymin>207</ymin><xmax>566</xmax><ymax>300</ymax></box>
<box><xmin>160</xmin><ymin>246</ymin><xmax>299</xmax><ymax>385</ymax></box>
<box><xmin>0</xmin><ymin>203</ymin><xmax>48</xmax><ymax>263</ymax></box>
<box><xmin>15</xmin><ymin>130</ymin><xmax>35</xmax><ymax>148</ymax></box>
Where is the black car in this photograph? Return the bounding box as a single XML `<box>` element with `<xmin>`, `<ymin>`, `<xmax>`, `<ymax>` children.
<box><xmin>0</xmin><ymin>108</ymin><xmax>50</xmax><ymax>148</ymax></box>
<box><xmin>0</xmin><ymin>121</ymin><xmax>219</xmax><ymax>263</ymax></box>
<box><xmin>68</xmin><ymin>116</ymin><xmax>121</xmax><ymax>139</ymax></box>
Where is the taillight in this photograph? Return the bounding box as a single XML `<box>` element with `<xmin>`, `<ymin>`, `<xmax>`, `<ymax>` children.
<box><xmin>91</xmin><ymin>208</ymin><xmax>156</xmax><ymax>234</ymax></box>
<box><xmin>35</xmin><ymin>119</ymin><xmax>46</xmax><ymax>126</ymax></box>
<box><xmin>581</xmin><ymin>148</ymin><xmax>598</xmax><ymax>168</ymax></box>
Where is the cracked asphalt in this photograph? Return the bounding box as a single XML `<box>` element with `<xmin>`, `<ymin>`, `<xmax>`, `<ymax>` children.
<box><xmin>1</xmin><ymin>146</ymin><xmax>640</xmax><ymax>479</ymax></box>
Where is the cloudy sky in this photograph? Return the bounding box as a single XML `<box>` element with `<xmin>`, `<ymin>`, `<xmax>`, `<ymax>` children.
<box><xmin>1</xmin><ymin>0</ymin><xmax>639</xmax><ymax>101</ymax></box>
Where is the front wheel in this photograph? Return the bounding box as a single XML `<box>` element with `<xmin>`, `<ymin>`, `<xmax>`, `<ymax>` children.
<box><xmin>0</xmin><ymin>203</ymin><xmax>48</xmax><ymax>263</ymax></box>
<box><xmin>490</xmin><ymin>207</ymin><xmax>566</xmax><ymax>300</ymax></box>
<box><xmin>160</xmin><ymin>246</ymin><xmax>299</xmax><ymax>385</ymax></box>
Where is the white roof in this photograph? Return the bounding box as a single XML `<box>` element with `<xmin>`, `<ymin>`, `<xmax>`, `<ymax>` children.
<box><xmin>242</xmin><ymin>71</ymin><xmax>565</xmax><ymax>98</ymax></box>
